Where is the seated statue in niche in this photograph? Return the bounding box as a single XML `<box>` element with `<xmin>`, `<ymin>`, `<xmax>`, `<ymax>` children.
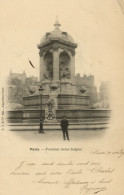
<box><xmin>43</xmin><ymin>62</ymin><xmax>53</xmax><ymax>80</ymax></box>
<box><xmin>43</xmin><ymin>52</ymin><xmax>53</xmax><ymax>80</ymax></box>
<box><xmin>59</xmin><ymin>52</ymin><xmax>70</xmax><ymax>79</ymax></box>
<box><xmin>59</xmin><ymin>60</ymin><xmax>70</xmax><ymax>79</ymax></box>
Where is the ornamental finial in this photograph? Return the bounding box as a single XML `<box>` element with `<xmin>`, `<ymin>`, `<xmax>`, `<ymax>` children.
<box><xmin>54</xmin><ymin>16</ymin><xmax>61</xmax><ymax>29</ymax></box>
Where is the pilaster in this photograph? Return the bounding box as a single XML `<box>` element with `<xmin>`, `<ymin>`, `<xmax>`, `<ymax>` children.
<box><xmin>71</xmin><ymin>54</ymin><xmax>75</xmax><ymax>83</ymax></box>
<box><xmin>39</xmin><ymin>51</ymin><xmax>44</xmax><ymax>82</ymax></box>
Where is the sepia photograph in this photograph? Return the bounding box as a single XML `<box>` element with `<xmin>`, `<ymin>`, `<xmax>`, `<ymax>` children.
<box><xmin>6</xmin><ymin>9</ymin><xmax>111</xmax><ymax>141</ymax></box>
<box><xmin>0</xmin><ymin>0</ymin><xmax>124</xmax><ymax>194</ymax></box>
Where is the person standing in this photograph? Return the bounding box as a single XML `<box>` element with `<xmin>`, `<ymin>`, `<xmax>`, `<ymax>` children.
<box><xmin>60</xmin><ymin>116</ymin><xmax>70</xmax><ymax>140</ymax></box>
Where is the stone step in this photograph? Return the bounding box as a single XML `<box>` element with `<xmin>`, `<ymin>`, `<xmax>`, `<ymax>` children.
<box><xmin>8</xmin><ymin>123</ymin><xmax>110</xmax><ymax>131</ymax></box>
<box><xmin>8</xmin><ymin>121</ymin><xmax>109</xmax><ymax>126</ymax></box>
<box><xmin>7</xmin><ymin>118</ymin><xmax>110</xmax><ymax>123</ymax></box>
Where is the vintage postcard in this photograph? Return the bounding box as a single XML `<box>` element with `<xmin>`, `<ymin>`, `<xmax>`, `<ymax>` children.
<box><xmin>0</xmin><ymin>0</ymin><xmax>124</xmax><ymax>194</ymax></box>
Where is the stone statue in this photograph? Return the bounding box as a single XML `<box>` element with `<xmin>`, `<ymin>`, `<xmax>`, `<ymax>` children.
<box><xmin>45</xmin><ymin>98</ymin><xmax>56</xmax><ymax>120</ymax></box>
<box><xmin>43</xmin><ymin>62</ymin><xmax>53</xmax><ymax>79</ymax></box>
<box><xmin>59</xmin><ymin>59</ymin><xmax>70</xmax><ymax>79</ymax></box>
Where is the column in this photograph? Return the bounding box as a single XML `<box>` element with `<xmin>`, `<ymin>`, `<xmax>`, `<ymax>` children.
<box><xmin>52</xmin><ymin>45</ymin><xmax>59</xmax><ymax>82</ymax></box>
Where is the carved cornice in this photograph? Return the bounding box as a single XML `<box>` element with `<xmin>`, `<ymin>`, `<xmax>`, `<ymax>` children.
<box><xmin>39</xmin><ymin>42</ymin><xmax>76</xmax><ymax>57</ymax></box>
<box><xmin>37</xmin><ymin>39</ymin><xmax>77</xmax><ymax>50</ymax></box>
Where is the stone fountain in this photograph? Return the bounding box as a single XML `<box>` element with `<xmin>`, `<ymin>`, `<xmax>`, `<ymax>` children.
<box><xmin>8</xmin><ymin>20</ymin><xmax>110</xmax><ymax>129</ymax></box>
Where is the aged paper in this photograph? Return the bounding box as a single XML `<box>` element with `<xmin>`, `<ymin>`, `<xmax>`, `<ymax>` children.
<box><xmin>0</xmin><ymin>0</ymin><xmax>124</xmax><ymax>194</ymax></box>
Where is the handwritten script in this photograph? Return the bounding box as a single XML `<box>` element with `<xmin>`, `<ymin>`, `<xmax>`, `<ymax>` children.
<box><xmin>10</xmin><ymin>150</ymin><xmax>123</xmax><ymax>194</ymax></box>
<box><xmin>9</xmin><ymin>148</ymin><xmax>124</xmax><ymax>194</ymax></box>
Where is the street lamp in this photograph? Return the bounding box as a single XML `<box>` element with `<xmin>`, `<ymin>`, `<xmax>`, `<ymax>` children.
<box><xmin>38</xmin><ymin>85</ymin><xmax>44</xmax><ymax>133</ymax></box>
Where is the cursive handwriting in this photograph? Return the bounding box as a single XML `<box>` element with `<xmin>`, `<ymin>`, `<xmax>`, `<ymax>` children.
<box><xmin>9</xmin><ymin>159</ymin><xmax>116</xmax><ymax>194</ymax></box>
<box><xmin>91</xmin><ymin>149</ymin><xmax>124</xmax><ymax>158</ymax></box>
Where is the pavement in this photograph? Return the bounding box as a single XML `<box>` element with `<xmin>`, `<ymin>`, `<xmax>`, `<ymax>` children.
<box><xmin>8</xmin><ymin>129</ymin><xmax>106</xmax><ymax>143</ymax></box>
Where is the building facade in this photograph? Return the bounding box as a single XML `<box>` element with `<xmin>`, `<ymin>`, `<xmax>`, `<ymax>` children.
<box><xmin>7</xmin><ymin>71</ymin><xmax>40</xmax><ymax>104</ymax></box>
<box><xmin>75</xmin><ymin>73</ymin><xmax>97</xmax><ymax>105</ymax></box>
<box><xmin>99</xmin><ymin>81</ymin><xmax>110</xmax><ymax>102</ymax></box>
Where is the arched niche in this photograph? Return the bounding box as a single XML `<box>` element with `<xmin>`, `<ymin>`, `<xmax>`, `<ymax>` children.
<box><xmin>43</xmin><ymin>51</ymin><xmax>53</xmax><ymax>79</ymax></box>
<box><xmin>59</xmin><ymin>51</ymin><xmax>71</xmax><ymax>79</ymax></box>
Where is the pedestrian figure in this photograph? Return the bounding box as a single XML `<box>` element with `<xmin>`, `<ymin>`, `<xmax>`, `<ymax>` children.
<box><xmin>60</xmin><ymin>116</ymin><xmax>70</xmax><ymax>140</ymax></box>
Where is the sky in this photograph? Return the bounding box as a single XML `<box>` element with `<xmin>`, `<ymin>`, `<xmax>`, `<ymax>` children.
<box><xmin>0</xmin><ymin>0</ymin><xmax>124</xmax><ymax>88</ymax></box>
